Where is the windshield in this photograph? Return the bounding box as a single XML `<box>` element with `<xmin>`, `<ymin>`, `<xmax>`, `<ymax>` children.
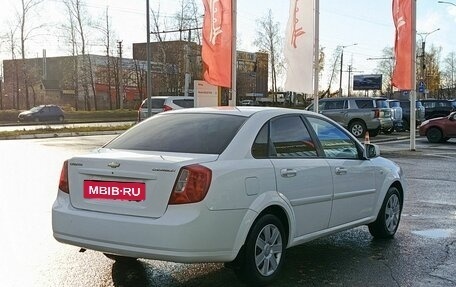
<box><xmin>30</xmin><ymin>106</ymin><xmax>42</xmax><ymax>112</ymax></box>
<box><xmin>105</xmin><ymin>113</ymin><xmax>248</xmax><ymax>154</ymax></box>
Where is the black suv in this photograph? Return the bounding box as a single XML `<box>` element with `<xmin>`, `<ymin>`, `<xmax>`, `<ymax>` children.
<box><xmin>420</xmin><ymin>99</ymin><xmax>455</xmax><ymax>120</ymax></box>
<box><xmin>399</xmin><ymin>100</ymin><xmax>425</xmax><ymax>130</ymax></box>
<box><xmin>18</xmin><ymin>105</ymin><xmax>65</xmax><ymax>122</ymax></box>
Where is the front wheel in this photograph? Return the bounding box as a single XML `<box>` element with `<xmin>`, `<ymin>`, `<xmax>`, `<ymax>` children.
<box><xmin>368</xmin><ymin>186</ymin><xmax>402</xmax><ymax>239</ymax></box>
<box><xmin>235</xmin><ymin>214</ymin><xmax>286</xmax><ymax>286</ymax></box>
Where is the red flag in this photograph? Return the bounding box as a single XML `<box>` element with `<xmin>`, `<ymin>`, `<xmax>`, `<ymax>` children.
<box><xmin>201</xmin><ymin>0</ymin><xmax>232</xmax><ymax>88</ymax></box>
<box><xmin>392</xmin><ymin>0</ymin><xmax>412</xmax><ymax>90</ymax></box>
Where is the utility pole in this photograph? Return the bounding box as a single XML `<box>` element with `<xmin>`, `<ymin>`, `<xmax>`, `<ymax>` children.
<box><xmin>417</xmin><ymin>28</ymin><xmax>439</xmax><ymax>99</ymax></box>
<box><xmin>117</xmin><ymin>40</ymin><xmax>124</xmax><ymax>109</ymax></box>
<box><xmin>184</xmin><ymin>29</ymin><xmax>191</xmax><ymax>97</ymax></box>
<box><xmin>338</xmin><ymin>43</ymin><xmax>357</xmax><ymax>96</ymax></box>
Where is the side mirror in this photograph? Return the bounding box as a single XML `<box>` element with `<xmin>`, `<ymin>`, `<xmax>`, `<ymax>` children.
<box><xmin>364</xmin><ymin>143</ymin><xmax>380</xmax><ymax>159</ymax></box>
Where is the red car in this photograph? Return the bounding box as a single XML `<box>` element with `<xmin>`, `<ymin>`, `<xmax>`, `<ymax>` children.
<box><xmin>419</xmin><ymin>111</ymin><xmax>456</xmax><ymax>143</ymax></box>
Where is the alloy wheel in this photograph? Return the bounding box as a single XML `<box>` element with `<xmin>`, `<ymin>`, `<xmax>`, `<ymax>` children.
<box><xmin>255</xmin><ymin>224</ymin><xmax>283</xmax><ymax>276</ymax></box>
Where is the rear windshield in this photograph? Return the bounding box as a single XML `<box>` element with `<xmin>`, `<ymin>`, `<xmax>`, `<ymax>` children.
<box><xmin>105</xmin><ymin>113</ymin><xmax>247</xmax><ymax>154</ymax></box>
<box><xmin>140</xmin><ymin>99</ymin><xmax>166</xmax><ymax>109</ymax></box>
<box><xmin>388</xmin><ymin>101</ymin><xmax>400</xmax><ymax>108</ymax></box>
<box><xmin>375</xmin><ymin>100</ymin><xmax>389</xmax><ymax>108</ymax></box>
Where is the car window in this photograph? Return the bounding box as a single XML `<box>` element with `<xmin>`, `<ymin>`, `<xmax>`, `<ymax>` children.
<box><xmin>388</xmin><ymin>101</ymin><xmax>400</xmax><ymax>108</ymax></box>
<box><xmin>375</xmin><ymin>100</ymin><xmax>388</xmax><ymax>108</ymax></box>
<box><xmin>307</xmin><ymin>117</ymin><xmax>359</xmax><ymax>159</ymax></box>
<box><xmin>140</xmin><ymin>99</ymin><xmax>166</xmax><ymax>109</ymax></box>
<box><xmin>251</xmin><ymin>123</ymin><xmax>270</xmax><ymax>158</ymax></box>
<box><xmin>173</xmin><ymin>99</ymin><xmax>194</xmax><ymax>108</ymax></box>
<box><xmin>105</xmin><ymin>113</ymin><xmax>247</xmax><ymax>154</ymax></box>
<box><xmin>324</xmin><ymin>100</ymin><xmax>345</xmax><ymax>110</ymax></box>
<box><xmin>355</xmin><ymin>100</ymin><xmax>374</xmax><ymax>109</ymax></box>
<box><xmin>269</xmin><ymin>116</ymin><xmax>317</xmax><ymax>158</ymax></box>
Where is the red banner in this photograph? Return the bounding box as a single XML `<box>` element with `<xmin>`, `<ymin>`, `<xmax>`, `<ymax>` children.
<box><xmin>201</xmin><ymin>0</ymin><xmax>232</xmax><ymax>88</ymax></box>
<box><xmin>392</xmin><ymin>0</ymin><xmax>412</xmax><ymax>90</ymax></box>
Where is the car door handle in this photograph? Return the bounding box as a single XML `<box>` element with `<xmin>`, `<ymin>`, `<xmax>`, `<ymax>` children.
<box><xmin>335</xmin><ymin>167</ymin><xmax>347</xmax><ymax>175</ymax></box>
<box><xmin>280</xmin><ymin>168</ymin><xmax>297</xmax><ymax>178</ymax></box>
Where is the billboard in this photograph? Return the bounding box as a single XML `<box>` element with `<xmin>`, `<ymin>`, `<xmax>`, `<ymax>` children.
<box><xmin>353</xmin><ymin>74</ymin><xmax>383</xmax><ymax>90</ymax></box>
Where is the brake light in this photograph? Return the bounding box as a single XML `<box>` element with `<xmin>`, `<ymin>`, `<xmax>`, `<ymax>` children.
<box><xmin>163</xmin><ymin>105</ymin><xmax>173</xmax><ymax>112</ymax></box>
<box><xmin>169</xmin><ymin>164</ymin><xmax>212</xmax><ymax>204</ymax></box>
<box><xmin>59</xmin><ymin>160</ymin><xmax>69</xmax><ymax>194</ymax></box>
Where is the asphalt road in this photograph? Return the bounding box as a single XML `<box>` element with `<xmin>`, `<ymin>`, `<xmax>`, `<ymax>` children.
<box><xmin>0</xmin><ymin>134</ymin><xmax>455</xmax><ymax>286</ymax></box>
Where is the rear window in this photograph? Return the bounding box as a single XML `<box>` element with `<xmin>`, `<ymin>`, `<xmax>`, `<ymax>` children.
<box><xmin>140</xmin><ymin>99</ymin><xmax>166</xmax><ymax>109</ymax></box>
<box><xmin>105</xmin><ymin>113</ymin><xmax>247</xmax><ymax>154</ymax></box>
<box><xmin>355</xmin><ymin>100</ymin><xmax>374</xmax><ymax>109</ymax></box>
<box><xmin>173</xmin><ymin>99</ymin><xmax>194</xmax><ymax>108</ymax></box>
<box><xmin>388</xmin><ymin>101</ymin><xmax>400</xmax><ymax>108</ymax></box>
<box><xmin>375</xmin><ymin>100</ymin><xmax>388</xmax><ymax>108</ymax></box>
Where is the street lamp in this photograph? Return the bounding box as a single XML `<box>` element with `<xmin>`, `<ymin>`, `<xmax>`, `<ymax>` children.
<box><xmin>339</xmin><ymin>43</ymin><xmax>357</xmax><ymax>96</ymax></box>
<box><xmin>417</xmin><ymin>28</ymin><xmax>440</xmax><ymax>99</ymax></box>
<box><xmin>438</xmin><ymin>1</ymin><xmax>456</xmax><ymax>7</ymax></box>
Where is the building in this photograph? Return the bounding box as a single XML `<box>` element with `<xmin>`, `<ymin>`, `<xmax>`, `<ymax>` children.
<box><xmin>1</xmin><ymin>41</ymin><xmax>268</xmax><ymax>110</ymax></box>
<box><xmin>133</xmin><ymin>41</ymin><xmax>268</xmax><ymax>101</ymax></box>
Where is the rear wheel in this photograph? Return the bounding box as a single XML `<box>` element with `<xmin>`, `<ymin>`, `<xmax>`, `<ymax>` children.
<box><xmin>426</xmin><ymin>127</ymin><xmax>443</xmax><ymax>143</ymax></box>
<box><xmin>368</xmin><ymin>186</ymin><xmax>402</xmax><ymax>239</ymax></box>
<box><xmin>348</xmin><ymin>121</ymin><xmax>366</xmax><ymax>138</ymax></box>
<box><xmin>104</xmin><ymin>253</ymin><xmax>137</xmax><ymax>263</ymax></box>
<box><xmin>234</xmin><ymin>214</ymin><xmax>286</xmax><ymax>286</ymax></box>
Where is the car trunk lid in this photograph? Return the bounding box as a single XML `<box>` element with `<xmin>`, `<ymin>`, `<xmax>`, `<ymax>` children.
<box><xmin>67</xmin><ymin>149</ymin><xmax>218</xmax><ymax>218</ymax></box>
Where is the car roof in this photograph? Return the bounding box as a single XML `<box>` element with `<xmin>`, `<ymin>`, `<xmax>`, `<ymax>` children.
<box><xmin>163</xmin><ymin>106</ymin><xmax>316</xmax><ymax>118</ymax></box>
<box><xmin>319</xmin><ymin>97</ymin><xmax>374</xmax><ymax>101</ymax></box>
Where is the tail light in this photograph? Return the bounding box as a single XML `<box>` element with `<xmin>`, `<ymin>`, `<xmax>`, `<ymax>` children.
<box><xmin>169</xmin><ymin>164</ymin><xmax>212</xmax><ymax>204</ymax></box>
<box><xmin>373</xmin><ymin>109</ymin><xmax>380</xmax><ymax>118</ymax></box>
<box><xmin>59</xmin><ymin>160</ymin><xmax>69</xmax><ymax>194</ymax></box>
<box><xmin>163</xmin><ymin>105</ymin><xmax>173</xmax><ymax>112</ymax></box>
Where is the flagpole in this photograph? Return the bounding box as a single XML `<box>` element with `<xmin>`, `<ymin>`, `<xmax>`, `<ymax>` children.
<box><xmin>230</xmin><ymin>0</ymin><xmax>237</xmax><ymax>106</ymax></box>
<box><xmin>410</xmin><ymin>0</ymin><xmax>417</xmax><ymax>151</ymax></box>
<box><xmin>313</xmin><ymin>0</ymin><xmax>320</xmax><ymax>113</ymax></box>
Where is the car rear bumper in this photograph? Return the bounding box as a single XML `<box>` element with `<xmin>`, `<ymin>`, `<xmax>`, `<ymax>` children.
<box><xmin>52</xmin><ymin>191</ymin><xmax>251</xmax><ymax>263</ymax></box>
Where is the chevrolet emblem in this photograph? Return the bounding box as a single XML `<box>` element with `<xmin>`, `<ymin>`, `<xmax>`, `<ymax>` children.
<box><xmin>107</xmin><ymin>161</ymin><xmax>120</xmax><ymax>168</ymax></box>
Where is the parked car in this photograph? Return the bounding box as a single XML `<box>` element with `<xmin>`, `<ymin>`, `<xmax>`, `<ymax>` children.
<box><xmin>420</xmin><ymin>99</ymin><xmax>455</xmax><ymax>120</ymax></box>
<box><xmin>399</xmin><ymin>100</ymin><xmax>426</xmax><ymax>130</ymax></box>
<box><xmin>419</xmin><ymin>111</ymin><xmax>456</xmax><ymax>143</ymax></box>
<box><xmin>307</xmin><ymin>97</ymin><xmax>390</xmax><ymax>138</ymax></box>
<box><xmin>137</xmin><ymin>96</ymin><xmax>194</xmax><ymax>121</ymax></box>
<box><xmin>240</xmin><ymin>99</ymin><xmax>255</xmax><ymax>106</ymax></box>
<box><xmin>52</xmin><ymin>107</ymin><xmax>405</xmax><ymax>286</ymax></box>
<box><xmin>385</xmin><ymin>99</ymin><xmax>404</xmax><ymax>132</ymax></box>
<box><xmin>17</xmin><ymin>104</ymin><xmax>64</xmax><ymax>122</ymax></box>
<box><xmin>373</xmin><ymin>98</ymin><xmax>396</xmax><ymax>134</ymax></box>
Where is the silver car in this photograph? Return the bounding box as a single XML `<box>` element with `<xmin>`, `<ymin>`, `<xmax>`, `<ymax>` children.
<box><xmin>137</xmin><ymin>96</ymin><xmax>194</xmax><ymax>122</ymax></box>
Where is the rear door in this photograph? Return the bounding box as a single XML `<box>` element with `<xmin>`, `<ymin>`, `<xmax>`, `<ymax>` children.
<box><xmin>266</xmin><ymin>115</ymin><xmax>333</xmax><ymax>237</ymax></box>
<box><xmin>320</xmin><ymin>100</ymin><xmax>348</xmax><ymax>127</ymax></box>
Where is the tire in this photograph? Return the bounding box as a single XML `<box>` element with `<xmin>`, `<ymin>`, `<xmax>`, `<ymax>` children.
<box><xmin>383</xmin><ymin>127</ymin><xmax>394</xmax><ymax>135</ymax></box>
<box><xmin>235</xmin><ymin>214</ymin><xmax>286</xmax><ymax>286</ymax></box>
<box><xmin>348</xmin><ymin>120</ymin><xmax>367</xmax><ymax>138</ymax></box>
<box><xmin>368</xmin><ymin>186</ymin><xmax>402</xmax><ymax>239</ymax></box>
<box><xmin>426</xmin><ymin>127</ymin><xmax>443</xmax><ymax>143</ymax></box>
<box><xmin>104</xmin><ymin>253</ymin><xmax>137</xmax><ymax>263</ymax></box>
<box><xmin>368</xmin><ymin>127</ymin><xmax>380</xmax><ymax>137</ymax></box>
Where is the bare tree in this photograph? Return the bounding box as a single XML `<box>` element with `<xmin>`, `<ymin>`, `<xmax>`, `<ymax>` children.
<box><xmin>442</xmin><ymin>52</ymin><xmax>456</xmax><ymax>94</ymax></box>
<box><xmin>63</xmin><ymin>0</ymin><xmax>92</xmax><ymax>110</ymax></box>
<box><xmin>17</xmin><ymin>0</ymin><xmax>45</xmax><ymax>109</ymax></box>
<box><xmin>254</xmin><ymin>10</ymin><xmax>283</xmax><ymax>102</ymax></box>
<box><xmin>374</xmin><ymin>47</ymin><xmax>395</xmax><ymax>96</ymax></box>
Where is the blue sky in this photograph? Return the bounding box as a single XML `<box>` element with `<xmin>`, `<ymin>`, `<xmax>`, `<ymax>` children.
<box><xmin>1</xmin><ymin>0</ymin><xmax>456</xmax><ymax>91</ymax></box>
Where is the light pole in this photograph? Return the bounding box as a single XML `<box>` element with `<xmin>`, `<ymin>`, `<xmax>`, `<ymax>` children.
<box><xmin>339</xmin><ymin>43</ymin><xmax>357</xmax><ymax>96</ymax></box>
<box><xmin>366</xmin><ymin>56</ymin><xmax>395</xmax><ymax>97</ymax></box>
<box><xmin>417</xmin><ymin>28</ymin><xmax>439</xmax><ymax>99</ymax></box>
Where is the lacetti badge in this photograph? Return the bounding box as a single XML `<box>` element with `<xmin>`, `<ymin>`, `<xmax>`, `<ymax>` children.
<box><xmin>84</xmin><ymin>180</ymin><xmax>146</xmax><ymax>201</ymax></box>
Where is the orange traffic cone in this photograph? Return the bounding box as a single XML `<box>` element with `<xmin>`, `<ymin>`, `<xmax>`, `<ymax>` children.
<box><xmin>364</xmin><ymin>131</ymin><xmax>370</xmax><ymax>144</ymax></box>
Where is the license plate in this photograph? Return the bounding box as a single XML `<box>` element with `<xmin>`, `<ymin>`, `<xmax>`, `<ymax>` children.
<box><xmin>83</xmin><ymin>180</ymin><xmax>146</xmax><ymax>201</ymax></box>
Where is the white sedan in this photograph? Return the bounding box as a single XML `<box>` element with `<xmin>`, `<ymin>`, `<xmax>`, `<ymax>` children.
<box><xmin>52</xmin><ymin>106</ymin><xmax>406</xmax><ymax>286</ymax></box>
